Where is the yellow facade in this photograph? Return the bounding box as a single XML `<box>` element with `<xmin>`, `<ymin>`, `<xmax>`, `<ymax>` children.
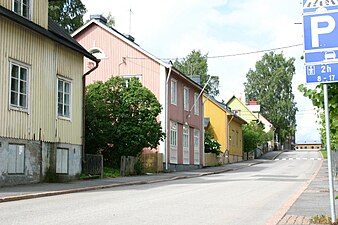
<box><xmin>226</xmin><ymin>96</ymin><xmax>258</xmax><ymax>123</ymax></box>
<box><xmin>0</xmin><ymin>0</ymin><xmax>48</xmax><ymax>29</ymax></box>
<box><xmin>203</xmin><ymin>96</ymin><xmax>227</xmax><ymax>151</ymax></box>
<box><xmin>0</xmin><ymin>13</ymin><xmax>84</xmax><ymax>145</ymax></box>
<box><xmin>203</xmin><ymin>96</ymin><xmax>245</xmax><ymax>157</ymax></box>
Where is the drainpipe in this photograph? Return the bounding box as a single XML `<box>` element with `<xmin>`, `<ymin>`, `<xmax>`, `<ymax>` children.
<box><xmin>82</xmin><ymin>59</ymin><xmax>100</xmax><ymax>163</ymax></box>
<box><xmin>165</xmin><ymin>67</ymin><xmax>172</xmax><ymax>172</ymax></box>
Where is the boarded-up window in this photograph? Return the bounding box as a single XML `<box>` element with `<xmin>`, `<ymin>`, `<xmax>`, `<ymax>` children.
<box><xmin>56</xmin><ymin>148</ymin><xmax>69</xmax><ymax>174</ymax></box>
<box><xmin>8</xmin><ymin>144</ymin><xmax>25</xmax><ymax>174</ymax></box>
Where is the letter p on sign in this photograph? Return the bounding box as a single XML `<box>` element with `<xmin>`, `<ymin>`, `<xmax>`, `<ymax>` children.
<box><xmin>311</xmin><ymin>15</ymin><xmax>336</xmax><ymax>48</ymax></box>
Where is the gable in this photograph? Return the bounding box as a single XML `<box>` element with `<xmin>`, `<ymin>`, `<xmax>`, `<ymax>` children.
<box><xmin>227</xmin><ymin>97</ymin><xmax>258</xmax><ymax>123</ymax></box>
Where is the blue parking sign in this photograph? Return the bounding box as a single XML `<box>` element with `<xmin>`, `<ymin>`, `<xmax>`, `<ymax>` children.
<box><xmin>303</xmin><ymin>12</ymin><xmax>338</xmax><ymax>51</ymax></box>
<box><xmin>303</xmin><ymin>1</ymin><xmax>338</xmax><ymax>83</ymax></box>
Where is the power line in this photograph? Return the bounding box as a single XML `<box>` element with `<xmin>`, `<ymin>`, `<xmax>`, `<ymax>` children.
<box><xmin>159</xmin><ymin>43</ymin><xmax>303</xmax><ymax>61</ymax></box>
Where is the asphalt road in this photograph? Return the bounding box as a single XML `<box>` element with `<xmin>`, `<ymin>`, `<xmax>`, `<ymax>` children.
<box><xmin>0</xmin><ymin>150</ymin><xmax>322</xmax><ymax>225</ymax></box>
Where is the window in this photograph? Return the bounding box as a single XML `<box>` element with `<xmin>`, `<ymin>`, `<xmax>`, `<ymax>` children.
<box><xmin>184</xmin><ymin>87</ymin><xmax>189</xmax><ymax>111</ymax></box>
<box><xmin>194</xmin><ymin>93</ymin><xmax>199</xmax><ymax>115</ymax></box>
<box><xmin>56</xmin><ymin>148</ymin><xmax>69</xmax><ymax>174</ymax></box>
<box><xmin>170</xmin><ymin>121</ymin><xmax>178</xmax><ymax>164</ymax></box>
<box><xmin>10</xmin><ymin>61</ymin><xmax>29</xmax><ymax>110</ymax></box>
<box><xmin>171</xmin><ymin>79</ymin><xmax>177</xmax><ymax>105</ymax></box>
<box><xmin>232</xmin><ymin>130</ymin><xmax>235</xmax><ymax>145</ymax></box>
<box><xmin>8</xmin><ymin>144</ymin><xmax>25</xmax><ymax>174</ymax></box>
<box><xmin>194</xmin><ymin>129</ymin><xmax>200</xmax><ymax>164</ymax></box>
<box><xmin>123</xmin><ymin>75</ymin><xmax>142</xmax><ymax>87</ymax></box>
<box><xmin>236</xmin><ymin>131</ymin><xmax>239</xmax><ymax>147</ymax></box>
<box><xmin>13</xmin><ymin>0</ymin><xmax>31</xmax><ymax>19</ymax></box>
<box><xmin>183</xmin><ymin>125</ymin><xmax>190</xmax><ymax>164</ymax></box>
<box><xmin>57</xmin><ymin>78</ymin><xmax>71</xmax><ymax>119</ymax></box>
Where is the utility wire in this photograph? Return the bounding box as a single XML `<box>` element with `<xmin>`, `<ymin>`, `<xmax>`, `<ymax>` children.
<box><xmin>159</xmin><ymin>43</ymin><xmax>303</xmax><ymax>61</ymax></box>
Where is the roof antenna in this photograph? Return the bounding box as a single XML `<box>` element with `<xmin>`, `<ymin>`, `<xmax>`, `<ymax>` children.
<box><xmin>129</xmin><ymin>8</ymin><xmax>133</xmax><ymax>35</ymax></box>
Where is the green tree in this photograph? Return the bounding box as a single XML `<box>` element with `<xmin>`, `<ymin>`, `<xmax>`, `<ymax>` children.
<box><xmin>49</xmin><ymin>0</ymin><xmax>87</xmax><ymax>34</ymax></box>
<box><xmin>85</xmin><ymin>77</ymin><xmax>165</xmax><ymax>167</ymax></box>
<box><xmin>243</xmin><ymin>122</ymin><xmax>267</xmax><ymax>153</ymax></box>
<box><xmin>244</xmin><ymin>52</ymin><xmax>298</xmax><ymax>143</ymax></box>
<box><xmin>299</xmin><ymin>83</ymin><xmax>338</xmax><ymax>150</ymax></box>
<box><xmin>204</xmin><ymin>130</ymin><xmax>222</xmax><ymax>155</ymax></box>
<box><xmin>105</xmin><ymin>12</ymin><xmax>115</xmax><ymax>28</ymax></box>
<box><xmin>174</xmin><ymin>50</ymin><xmax>220</xmax><ymax>97</ymax></box>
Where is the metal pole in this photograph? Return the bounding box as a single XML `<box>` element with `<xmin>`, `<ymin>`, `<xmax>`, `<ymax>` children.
<box><xmin>324</xmin><ymin>83</ymin><xmax>336</xmax><ymax>222</ymax></box>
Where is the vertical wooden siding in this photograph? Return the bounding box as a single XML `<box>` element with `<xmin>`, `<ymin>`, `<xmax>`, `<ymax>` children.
<box><xmin>0</xmin><ymin>0</ymin><xmax>48</xmax><ymax>29</ymax></box>
<box><xmin>75</xmin><ymin>24</ymin><xmax>162</xmax><ymax>101</ymax></box>
<box><xmin>0</xmin><ymin>17</ymin><xmax>83</xmax><ymax>144</ymax></box>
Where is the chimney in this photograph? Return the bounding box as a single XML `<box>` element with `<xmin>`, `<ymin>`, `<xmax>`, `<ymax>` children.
<box><xmin>90</xmin><ymin>15</ymin><xmax>107</xmax><ymax>25</ymax></box>
<box><xmin>249</xmin><ymin>100</ymin><xmax>257</xmax><ymax>105</ymax></box>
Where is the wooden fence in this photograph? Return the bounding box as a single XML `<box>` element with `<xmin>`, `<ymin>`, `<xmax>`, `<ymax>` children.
<box><xmin>120</xmin><ymin>156</ymin><xmax>138</xmax><ymax>176</ymax></box>
<box><xmin>82</xmin><ymin>154</ymin><xmax>103</xmax><ymax>178</ymax></box>
<box><xmin>140</xmin><ymin>153</ymin><xmax>163</xmax><ymax>173</ymax></box>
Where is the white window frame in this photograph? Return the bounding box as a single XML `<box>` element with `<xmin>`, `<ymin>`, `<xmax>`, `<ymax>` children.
<box><xmin>123</xmin><ymin>74</ymin><xmax>143</xmax><ymax>87</ymax></box>
<box><xmin>194</xmin><ymin>129</ymin><xmax>200</xmax><ymax>165</ymax></box>
<box><xmin>12</xmin><ymin>0</ymin><xmax>32</xmax><ymax>20</ymax></box>
<box><xmin>56</xmin><ymin>148</ymin><xmax>69</xmax><ymax>174</ymax></box>
<box><xmin>171</xmin><ymin>79</ymin><xmax>177</xmax><ymax>105</ymax></box>
<box><xmin>9</xmin><ymin>60</ymin><xmax>29</xmax><ymax>112</ymax></box>
<box><xmin>57</xmin><ymin>77</ymin><xmax>72</xmax><ymax>120</ymax></box>
<box><xmin>8</xmin><ymin>144</ymin><xmax>25</xmax><ymax>174</ymax></box>
<box><xmin>170</xmin><ymin>121</ymin><xmax>178</xmax><ymax>164</ymax></box>
<box><xmin>194</xmin><ymin>92</ymin><xmax>199</xmax><ymax>115</ymax></box>
<box><xmin>184</xmin><ymin>87</ymin><xmax>189</xmax><ymax>111</ymax></box>
<box><xmin>183</xmin><ymin>125</ymin><xmax>190</xmax><ymax>164</ymax></box>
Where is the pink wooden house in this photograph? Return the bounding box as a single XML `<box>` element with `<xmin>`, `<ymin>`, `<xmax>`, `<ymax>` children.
<box><xmin>72</xmin><ymin>15</ymin><xmax>204</xmax><ymax>171</ymax></box>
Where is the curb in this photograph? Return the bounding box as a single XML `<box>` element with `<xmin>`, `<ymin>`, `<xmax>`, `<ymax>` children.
<box><xmin>0</xmin><ymin>161</ymin><xmax>262</xmax><ymax>203</ymax></box>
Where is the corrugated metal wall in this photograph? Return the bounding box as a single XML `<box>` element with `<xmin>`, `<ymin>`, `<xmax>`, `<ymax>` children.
<box><xmin>0</xmin><ymin>16</ymin><xmax>83</xmax><ymax>145</ymax></box>
<box><xmin>0</xmin><ymin>0</ymin><xmax>48</xmax><ymax>29</ymax></box>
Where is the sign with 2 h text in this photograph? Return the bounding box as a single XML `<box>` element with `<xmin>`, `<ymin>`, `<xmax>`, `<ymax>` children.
<box><xmin>303</xmin><ymin>0</ymin><xmax>338</xmax><ymax>83</ymax></box>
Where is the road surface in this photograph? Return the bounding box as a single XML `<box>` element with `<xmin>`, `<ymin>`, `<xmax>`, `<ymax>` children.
<box><xmin>0</xmin><ymin>150</ymin><xmax>322</xmax><ymax>225</ymax></box>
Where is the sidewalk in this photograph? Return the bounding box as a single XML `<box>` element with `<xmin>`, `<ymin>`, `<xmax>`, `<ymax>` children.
<box><xmin>277</xmin><ymin>159</ymin><xmax>338</xmax><ymax>225</ymax></box>
<box><xmin>0</xmin><ymin>151</ymin><xmax>281</xmax><ymax>203</ymax></box>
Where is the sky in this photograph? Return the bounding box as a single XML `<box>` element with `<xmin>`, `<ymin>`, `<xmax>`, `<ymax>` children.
<box><xmin>81</xmin><ymin>0</ymin><xmax>322</xmax><ymax>144</ymax></box>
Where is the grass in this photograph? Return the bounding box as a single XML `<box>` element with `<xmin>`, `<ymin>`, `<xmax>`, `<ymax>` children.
<box><xmin>321</xmin><ymin>150</ymin><xmax>328</xmax><ymax>159</ymax></box>
<box><xmin>311</xmin><ymin>215</ymin><xmax>337</xmax><ymax>224</ymax></box>
<box><xmin>103</xmin><ymin>167</ymin><xmax>120</xmax><ymax>178</ymax></box>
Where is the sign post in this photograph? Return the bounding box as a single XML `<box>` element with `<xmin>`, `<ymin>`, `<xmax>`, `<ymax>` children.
<box><xmin>303</xmin><ymin>0</ymin><xmax>338</xmax><ymax>222</ymax></box>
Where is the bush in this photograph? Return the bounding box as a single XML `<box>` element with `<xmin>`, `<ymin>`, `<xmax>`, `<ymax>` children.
<box><xmin>204</xmin><ymin>130</ymin><xmax>222</xmax><ymax>155</ymax></box>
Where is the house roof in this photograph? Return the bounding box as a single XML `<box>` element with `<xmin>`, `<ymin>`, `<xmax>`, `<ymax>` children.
<box><xmin>205</xmin><ymin>94</ymin><xmax>247</xmax><ymax>124</ymax></box>
<box><xmin>226</xmin><ymin>95</ymin><xmax>258</xmax><ymax>121</ymax></box>
<box><xmin>0</xmin><ymin>5</ymin><xmax>97</xmax><ymax>61</ymax></box>
<box><xmin>72</xmin><ymin>19</ymin><xmax>203</xmax><ymax>90</ymax></box>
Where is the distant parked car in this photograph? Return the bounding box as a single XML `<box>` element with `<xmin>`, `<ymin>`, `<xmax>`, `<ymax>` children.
<box><xmin>324</xmin><ymin>51</ymin><xmax>336</xmax><ymax>61</ymax></box>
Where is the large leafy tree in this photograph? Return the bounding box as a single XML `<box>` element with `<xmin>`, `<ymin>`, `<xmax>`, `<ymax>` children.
<box><xmin>244</xmin><ymin>52</ymin><xmax>298</xmax><ymax>143</ymax></box>
<box><xmin>174</xmin><ymin>50</ymin><xmax>220</xmax><ymax>97</ymax></box>
<box><xmin>49</xmin><ymin>0</ymin><xmax>87</xmax><ymax>33</ymax></box>
<box><xmin>299</xmin><ymin>83</ymin><xmax>338</xmax><ymax>150</ymax></box>
<box><xmin>85</xmin><ymin>77</ymin><xmax>165</xmax><ymax>167</ymax></box>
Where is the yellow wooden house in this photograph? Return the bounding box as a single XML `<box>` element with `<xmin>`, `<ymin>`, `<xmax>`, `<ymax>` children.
<box><xmin>227</xmin><ymin>96</ymin><xmax>275</xmax><ymax>151</ymax></box>
<box><xmin>0</xmin><ymin>0</ymin><xmax>98</xmax><ymax>186</ymax></box>
<box><xmin>203</xmin><ymin>95</ymin><xmax>247</xmax><ymax>163</ymax></box>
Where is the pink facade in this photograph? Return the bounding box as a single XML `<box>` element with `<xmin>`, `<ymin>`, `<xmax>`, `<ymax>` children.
<box><xmin>73</xmin><ymin>18</ymin><xmax>204</xmax><ymax>171</ymax></box>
